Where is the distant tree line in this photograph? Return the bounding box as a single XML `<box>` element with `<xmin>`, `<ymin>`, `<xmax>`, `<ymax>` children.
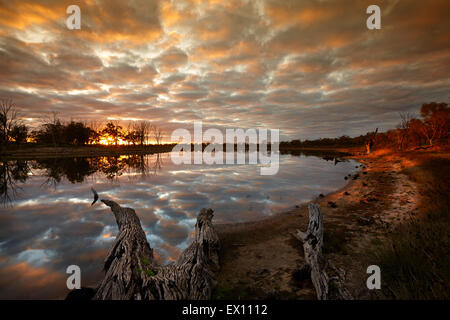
<box><xmin>1</xmin><ymin>99</ymin><xmax>448</xmax><ymax>151</ymax></box>
<box><xmin>374</xmin><ymin>102</ymin><xmax>449</xmax><ymax>150</ymax></box>
<box><xmin>281</xmin><ymin>102</ymin><xmax>449</xmax><ymax>150</ymax></box>
<box><xmin>281</xmin><ymin>134</ymin><xmax>371</xmax><ymax>149</ymax></box>
<box><xmin>0</xmin><ymin>99</ymin><xmax>165</xmax><ymax>149</ymax></box>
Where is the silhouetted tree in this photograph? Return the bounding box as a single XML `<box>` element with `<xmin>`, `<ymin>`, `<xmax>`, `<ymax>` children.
<box><xmin>89</xmin><ymin>130</ymin><xmax>101</xmax><ymax>144</ymax></box>
<box><xmin>135</xmin><ymin>120</ymin><xmax>152</xmax><ymax>145</ymax></box>
<box><xmin>0</xmin><ymin>99</ymin><xmax>22</xmax><ymax>148</ymax></box>
<box><xmin>10</xmin><ymin>124</ymin><xmax>28</xmax><ymax>144</ymax></box>
<box><xmin>153</xmin><ymin>126</ymin><xmax>163</xmax><ymax>144</ymax></box>
<box><xmin>124</xmin><ymin>122</ymin><xmax>140</xmax><ymax>146</ymax></box>
<box><xmin>101</xmin><ymin>121</ymin><xmax>123</xmax><ymax>146</ymax></box>
<box><xmin>64</xmin><ymin>121</ymin><xmax>92</xmax><ymax>145</ymax></box>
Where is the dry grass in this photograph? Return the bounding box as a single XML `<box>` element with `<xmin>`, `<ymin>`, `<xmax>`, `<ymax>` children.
<box><xmin>368</xmin><ymin>153</ymin><xmax>450</xmax><ymax>299</ymax></box>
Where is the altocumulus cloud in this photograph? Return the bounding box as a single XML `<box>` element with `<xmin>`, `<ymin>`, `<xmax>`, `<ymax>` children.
<box><xmin>0</xmin><ymin>0</ymin><xmax>449</xmax><ymax>139</ymax></box>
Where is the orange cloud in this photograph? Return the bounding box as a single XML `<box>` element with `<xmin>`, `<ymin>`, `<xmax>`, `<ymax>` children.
<box><xmin>161</xmin><ymin>1</ymin><xmax>184</xmax><ymax>28</ymax></box>
<box><xmin>267</xmin><ymin>6</ymin><xmax>336</xmax><ymax>28</ymax></box>
<box><xmin>0</xmin><ymin>2</ymin><xmax>63</xmax><ymax>30</ymax></box>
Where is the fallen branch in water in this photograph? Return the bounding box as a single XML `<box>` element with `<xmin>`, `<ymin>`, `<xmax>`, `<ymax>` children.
<box><xmin>93</xmin><ymin>199</ymin><xmax>220</xmax><ymax>300</ymax></box>
<box><xmin>294</xmin><ymin>203</ymin><xmax>352</xmax><ymax>300</ymax></box>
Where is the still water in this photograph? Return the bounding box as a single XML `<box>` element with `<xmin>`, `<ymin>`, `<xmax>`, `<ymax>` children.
<box><xmin>0</xmin><ymin>152</ymin><xmax>357</xmax><ymax>299</ymax></box>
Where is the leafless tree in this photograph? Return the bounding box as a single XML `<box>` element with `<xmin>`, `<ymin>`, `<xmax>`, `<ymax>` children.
<box><xmin>89</xmin><ymin>120</ymin><xmax>103</xmax><ymax>133</ymax></box>
<box><xmin>41</xmin><ymin>111</ymin><xmax>60</xmax><ymax>126</ymax></box>
<box><xmin>0</xmin><ymin>99</ymin><xmax>21</xmax><ymax>146</ymax></box>
<box><xmin>153</xmin><ymin>126</ymin><xmax>163</xmax><ymax>145</ymax></box>
<box><xmin>125</xmin><ymin>122</ymin><xmax>139</xmax><ymax>146</ymax></box>
<box><xmin>397</xmin><ymin>112</ymin><xmax>413</xmax><ymax>150</ymax></box>
<box><xmin>134</xmin><ymin>120</ymin><xmax>152</xmax><ymax>145</ymax></box>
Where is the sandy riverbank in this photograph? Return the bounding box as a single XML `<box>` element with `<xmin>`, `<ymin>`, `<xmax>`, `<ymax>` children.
<box><xmin>213</xmin><ymin>147</ymin><xmax>449</xmax><ymax>299</ymax></box>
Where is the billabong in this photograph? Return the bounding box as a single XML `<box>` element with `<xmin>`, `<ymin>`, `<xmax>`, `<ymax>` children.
<box><xmin>170</xmin><ymin>121</ymin><xmax>280</xmax><ymax>175</ymax></box>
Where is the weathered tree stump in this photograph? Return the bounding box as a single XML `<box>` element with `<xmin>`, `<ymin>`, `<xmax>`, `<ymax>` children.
<box><xmin>294</xmin><ymin>203</ymin><xmax>352</xmax><ymax>300</ymax></box>
<box><xmin>94</xmin><ymin>199</ymin><xmax>220</xmax><ymax>300</ymax></box>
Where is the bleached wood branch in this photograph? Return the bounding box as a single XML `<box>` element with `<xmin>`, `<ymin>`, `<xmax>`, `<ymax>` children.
<box><xmin>94</xmin><ymin>200</ymin><xmax>220</xmax><ymax>300</ymax></box>
<box><xmin>294</xmin><ymin>203</ymin><xmax>352</xmax><ymax>300</ymax></box>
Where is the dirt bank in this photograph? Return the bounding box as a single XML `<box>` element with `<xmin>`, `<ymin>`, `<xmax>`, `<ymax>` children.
<box><xmin>213</xmin><ymin>147</ymin><xmax>447</xmax><ymax>299</ymax></box>
<box><xmin>0</xmin><ymin>144</ymin><xmax>175</xmax><ymax>160</ymax></box>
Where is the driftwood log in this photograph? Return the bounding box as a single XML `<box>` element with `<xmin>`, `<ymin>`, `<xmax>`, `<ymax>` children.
<box><xmin>294</xmin><ymin>203</ymin><xmax>352</xmax><ymax>300</ymax></box>
<box><xmin>93</xmin><ymin>199</ymin><xmax>220</xmax><ymax>300</ymax></box>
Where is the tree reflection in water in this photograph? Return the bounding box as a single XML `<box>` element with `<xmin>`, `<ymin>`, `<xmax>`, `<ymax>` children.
<box><xmin>1</xmin><ymin>151</ymin><xmax>347</xmax><ymax>207</ymax></box>
<box><xmin>0</xmin><ymin>160</ymin><xmax>30</xmax><ymax>205</ymax></box>
<box><xmin>0</xmin><ymin>154</ymin><xmax>165</xmax><ymax>206</ymax></box>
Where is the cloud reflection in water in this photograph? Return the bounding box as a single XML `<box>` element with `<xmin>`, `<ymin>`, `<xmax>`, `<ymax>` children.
<box><xmin>0</xmin><ymin>152</ymin><xmax>357</xmax><ymax>298</ymax></box>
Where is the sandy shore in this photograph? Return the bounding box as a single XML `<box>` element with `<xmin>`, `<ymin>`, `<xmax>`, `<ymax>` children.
<box><xmin>214</xmin><ymin>148</ymin><xmax>423</xmax><ymax>299</ymax></box>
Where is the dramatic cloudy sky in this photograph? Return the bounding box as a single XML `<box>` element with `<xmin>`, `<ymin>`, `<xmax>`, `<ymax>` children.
<box><xmin>1</xmin><ymin>0</ymin><xmax>449</xmax><ymax>140</ymax></box>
